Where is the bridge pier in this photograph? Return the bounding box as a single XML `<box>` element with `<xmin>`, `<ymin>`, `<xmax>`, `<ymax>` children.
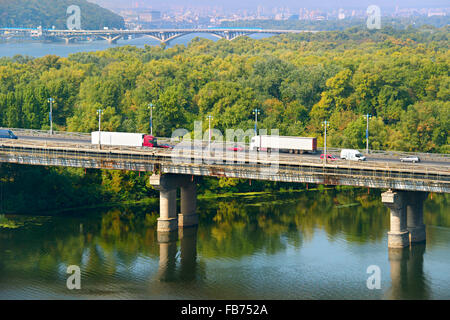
<box><xmin>150</xmin><ymin>174</ymin><xmax>198</xmax><ymax>233</ymax></box>
<box><xmin>382</xmin><ymin>190</ymin><xmax>428</xmax><ymax>248</ymax></box>
<box><xmin>158</xmin><ymin>188</ymin><xmax>178</xmax><ymax>232</ymax></box>
<box><xmin>382</xmin><ymin>190</ymin><xmax>409</xmax><ymax>248</ymax></box>
<box><xmin>179</xmin><ymin>182</ymin><xmax>198</xmax><ymax>228</ymax></box>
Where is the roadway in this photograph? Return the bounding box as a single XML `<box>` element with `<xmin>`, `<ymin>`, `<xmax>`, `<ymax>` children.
<box><xmin>11</xmin><ymin>134</ymin><xmax>450</xmax><ymax>168</ymax></box>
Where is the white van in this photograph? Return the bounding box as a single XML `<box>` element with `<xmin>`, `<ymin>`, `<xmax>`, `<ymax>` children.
<box><xmin>340</xmin><ymin>149</ymin><xmax>366</xmax><ymax>161</ymax></box>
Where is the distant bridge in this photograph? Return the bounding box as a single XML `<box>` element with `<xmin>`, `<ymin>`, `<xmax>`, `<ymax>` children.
<box><xmin>0</xmin><ymin>27</ymin><xmax>317</xmax><ymax>44</ymax></box>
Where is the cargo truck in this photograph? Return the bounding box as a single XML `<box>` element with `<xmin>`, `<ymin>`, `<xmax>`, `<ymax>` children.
<box><xmin>250</xmin><ymin>135</ymin><xmax>317</xmax><ymax>154</ymax></box>
<box><xmin>91</xmin><ymin>131</ymin><xmax>160</xmax><ymax>148</ymax></box>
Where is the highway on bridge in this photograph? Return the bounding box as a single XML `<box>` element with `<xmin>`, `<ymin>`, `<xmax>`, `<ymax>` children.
<box><xmin>13</xmin><ymin>134</ymin><xmax>450</xmax><ymax>168</ymax></box>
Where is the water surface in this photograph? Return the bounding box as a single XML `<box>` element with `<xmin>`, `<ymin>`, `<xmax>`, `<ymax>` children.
<box><xmin>0</xmin><ymin>189</ymin><xmax>449</xmax><ymax>299</ymax></box>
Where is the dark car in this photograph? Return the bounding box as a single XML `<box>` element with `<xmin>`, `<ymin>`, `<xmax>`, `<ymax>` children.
<box><xmin>0</xmin><ymin>129</ymin><xmax>18</xmax><ymax>140</ymax></box>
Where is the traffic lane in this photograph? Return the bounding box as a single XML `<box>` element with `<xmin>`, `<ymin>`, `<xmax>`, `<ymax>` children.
<box><xmin>264</xmin><ymin>151</ymin><xmax>450</xmax><ymax>167</ymax></box>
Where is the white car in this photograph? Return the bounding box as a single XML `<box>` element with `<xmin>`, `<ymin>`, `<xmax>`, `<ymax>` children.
<box><xmin>400</xmin><ymin>156</ymin><xmax>420</xmax><ymax>163</ymax></box>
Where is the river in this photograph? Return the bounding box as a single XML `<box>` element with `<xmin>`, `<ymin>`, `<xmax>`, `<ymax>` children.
<box><xmin>0</xmin><ymin>189</ymin><xmax>449</xmax><ymax>299</ymax></box>
<box><xmin>0</xmin><ymin>33</ymin><xmax>273</xmax><ymax>58</ymax></box>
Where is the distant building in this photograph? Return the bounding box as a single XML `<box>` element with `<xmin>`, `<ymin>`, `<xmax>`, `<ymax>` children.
<box><xmin>428</xmin><ymin>10</ymin><xmax>446</xmax><ymax>17</ymax></box>
<box><xmin>139</xmin><ymin>11</ymin><xmax>161</xmax><ymax>22</ymax></box>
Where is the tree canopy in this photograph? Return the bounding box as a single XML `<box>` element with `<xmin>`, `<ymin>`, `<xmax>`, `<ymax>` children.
<box><xmin>0</xmin><ymin>0</ymin><xmax>124</xmax><ymax>29</ymax></box>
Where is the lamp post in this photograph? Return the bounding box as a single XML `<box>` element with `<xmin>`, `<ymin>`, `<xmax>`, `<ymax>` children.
<box><xmin>322</xmin><ymin>120</ymin><xmax>329</xmax><ymax>163</ymax></box>
<box><xmin>148</xmin><ymin>103</ymin><xmax>154</xmax><ymax>136</ymax></box>
<box><xmin>365</xmin><ymin>114</ymin><xmax>372</xmax><ymax>154</ymax></box>
<box><xmin>253</xmin><ymin>108</ymin><xmax>260</xmax><ymax>136</ymax></box>
<box><xmin>207</xmin><ymin>115</ymin><xmax>213</xmax><ymax>151</ymax></box>
<box><xmin>97</xmin><ymin>109</ymin><xmax>103</xmax><ymax>149</ymax></box>
<box><xmin>48</xmin><ymin>98</ymin><xmax>54</xmax><ymax>135</ymax></box>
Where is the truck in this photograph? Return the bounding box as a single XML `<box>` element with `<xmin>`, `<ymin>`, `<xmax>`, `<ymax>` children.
<box><xmin>340</xmin><ymin>149</ymin><xmax>366</xmax><ymax>161</ymax></box>
<box><xmin>91</xmin><ymin>131</ymin><xmax>159</xmax><ymax>148</ymax></box>
<box><xmin>250</xmin><ymin>135</ymin><xmax>317</xmax><ymax>154</ymax></box>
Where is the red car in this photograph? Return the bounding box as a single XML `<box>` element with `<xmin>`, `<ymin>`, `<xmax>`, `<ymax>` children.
<box><xmin>320</xmin><ymin>154</ymin><xmax>337</xmax><ymax>161</ymax></box>
<box><xmin>228</xmin><ymin>145</ymin><xmax>244</xmax><ymax>152</ymax></box>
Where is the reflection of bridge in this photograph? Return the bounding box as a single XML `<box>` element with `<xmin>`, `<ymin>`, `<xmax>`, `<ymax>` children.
<box><xmin>0</xmin><ymin>134</ymin><xmax>448</xmax><ymax>249</ymax></box>
<box><xmin>0</xmin><ymin>27</ymin><xmax>317</xmax><ymax>44</ymax></box>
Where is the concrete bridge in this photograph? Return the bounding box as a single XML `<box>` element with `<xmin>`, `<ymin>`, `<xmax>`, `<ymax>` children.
<box><xmin>0</xmin><ymin>137</ymin><xmax>448</xmax><ymax>248</ymax></box>
<box><xmin>0</xmin><ymin>27</ymin><xmax>317</xmax><ymax>44</ymax></box>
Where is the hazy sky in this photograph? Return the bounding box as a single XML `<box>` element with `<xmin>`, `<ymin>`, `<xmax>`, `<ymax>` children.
<box><xmin>91</xmin><ymin>0</ymin><xmax>449</xmax><ymax>10</ymax></box>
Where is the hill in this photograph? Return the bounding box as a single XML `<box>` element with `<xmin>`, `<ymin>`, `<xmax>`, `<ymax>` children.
<box><xmin>0</xmin><ymin>0</ymin><xmax>124</xmax><ymax>30</ymax></box>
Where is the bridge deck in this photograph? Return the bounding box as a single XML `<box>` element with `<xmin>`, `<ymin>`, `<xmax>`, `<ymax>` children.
<box><xmin>0</xmin><ymin>139</ymin><xmax>449</xmax><ymax>193</ymax></box>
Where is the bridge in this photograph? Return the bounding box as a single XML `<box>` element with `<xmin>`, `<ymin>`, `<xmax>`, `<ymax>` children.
<box><xmin>0</xmin><ymin>130</ymin><xmax>449</xmax><ymax>248</ymax></box>
<box><xmin>0</xmin><ymin>27</ymin><xmax>317</xmax><ymax>44</ymax></box>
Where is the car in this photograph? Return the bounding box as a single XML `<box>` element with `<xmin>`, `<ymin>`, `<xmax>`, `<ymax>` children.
<box><xmin>228</xmin><ymin>144</ymin><xmax>244</xmax><ymax>152</ymax></box>
<box><xmin>320</xmin><ymin>154</ymin><xmax>337</xmax><ymax>161</ymax></box>
<box><xmin>0</xmin><ymin>129</ymin><xmax>18</xmax><ymax>140</ymax></box>
<box><xmin>400</xmin><ymin>155</ymin><xmax>420</xmax><ymax>163</ymax></box>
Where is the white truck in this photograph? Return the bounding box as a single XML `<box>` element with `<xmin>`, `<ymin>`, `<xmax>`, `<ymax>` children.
<box><xmin>340</xmin><ymin>149</ymin><xmax>366</xmax><ymax>161</ymax></box>
<box><xmin>91</xmin><ymin>131</ymin><xmax>159</xmax><ymax>148</ymax></box>
<box><xmin>250</xmin><ymin>135</ymin><xmax>317</xmax><ymax>154</ymax></box>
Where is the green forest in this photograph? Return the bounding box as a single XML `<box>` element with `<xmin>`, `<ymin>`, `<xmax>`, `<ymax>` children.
<box><xmin>0</xmin><ymin>25</ymin><xmax>448</xmax><ymax>213</ymax></box>
<box><xmin>0</xmin><ymin>0</ymin><xmax>125</xmax><ymax>29</ymax></box>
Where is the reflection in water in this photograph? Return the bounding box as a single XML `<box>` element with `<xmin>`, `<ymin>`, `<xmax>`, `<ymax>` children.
<box><xmin>155</xmin><ymin>227</ymin><xmax>199</xmax><ymax>283</ymax></box>
<box><xmin>179</xmin><ymin>227</ymin><xmax>198</xmax><ymax>282</ymax></box>
<box><xmin>387</xmin><ymin>245</ymin><xmax>429</xmax><ymax>300</ymax></box>
<box><xmin>0</xmin><ymin>190</ymin><xmax>448</xmax><ymax>299</ymax></box>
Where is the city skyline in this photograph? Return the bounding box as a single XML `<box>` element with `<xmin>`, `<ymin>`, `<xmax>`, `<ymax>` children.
<box><xmin>89</xmin><ymin>0</ymin><xmax>449</xmax><ymax>10</ymax></box>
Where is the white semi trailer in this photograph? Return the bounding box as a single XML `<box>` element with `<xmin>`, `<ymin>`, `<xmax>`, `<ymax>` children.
<box><xmin>250</xmin><ymin>135</ymin><xmax>317</xmax><ymax>154</ymax></box>
<box><xmin>91</xmin><ymin>131</ymin><xmax>158</xmax><ymax>147</ymax></box>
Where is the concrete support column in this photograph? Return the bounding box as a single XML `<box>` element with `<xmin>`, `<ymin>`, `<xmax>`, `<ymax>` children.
<box><xmin>405</xmin><ymin>192</ymin><xmax>428</xmax><ymax>244</ymax></box>
<box><xmin>382</xmin><ymin>190</ymin><xmax>409</xmax><ymax>248</ymax></box>
<box><xmin>157</xmin><ymin>188</ymin><xmax>178</xmax><ymax>232</ymax></box>
<box><xmin>179</xmin><ymin>181</ymin><xmax>198</xmax><ymax>228</ymax></box>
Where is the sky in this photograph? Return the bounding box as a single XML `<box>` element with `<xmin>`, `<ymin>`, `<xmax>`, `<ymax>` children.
<box><xmin>90</xmin><ymin>0</ymin><xmax>449</xmax><ymax>10</ymax></box>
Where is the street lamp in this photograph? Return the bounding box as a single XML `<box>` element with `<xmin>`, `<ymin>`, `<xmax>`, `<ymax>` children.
<box><xmin>48</xmin><ymin>98</ymin><xmax>54</xmax><ymax>135</ymax></box>
<box><xmin>364</xmin><ymin>114</ymin><xmax>372</xmax><ymax>154</ymax></box>
<box><xmin>97</xmin><ymin>109</ymin><xmax>103</xmax><ymax>149</ymax></box>
<box><xmin>322</xmin><ymin>120</ymin><xmax>330</xmax><ymax>163</ymax></box>
<box><xmin>207</xmin><ymin>115</ymin><xmax>213</xmax><ymax>151</ymax></box>
<box><xmin>253</xmin><ymin>108</ymin><xmax>261</xmax><ymax>136</ymax></box>
<box><xmin>148</xmin><ymin>103</ymin><xmax>154</xmax><ymax>136</ymax></box>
